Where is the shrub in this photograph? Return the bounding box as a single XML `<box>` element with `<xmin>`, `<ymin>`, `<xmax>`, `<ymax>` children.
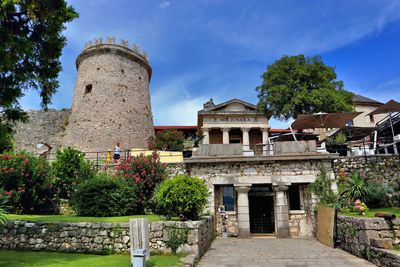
<box><xmin>365</xmin><ymin>183</ymin><xmax>393</xmax><ymax>208</ymax></box>
<box><xmin>72</xmin><ymin>173</ymin><xmax>139</xmax><ymax>217</ymax></box>
<box><xmin>155</xmin><ymin>175</ymin><xmax>209</xmax><ymax>220</ymax></box>
<box><xmin>0</xmin><ymin>125</ymin><xmax>13</xmax><ymax>153</ymax></box>
<box><xmin>308</xmin><ymin>165</ymin><xmax>337</xmax><ymax>207</ymax></box>
<box><xmin>148</xmin><ymin>130</ymin><xmax>185</xmax><ymax>151</ymax></box>
<box><xmin>0</xmin><ymin>194</ymin><xmax>7</xmax><ymax>227</ymax></box>
<box><xmin>345</xmin><ymin>171</ymin><xmax>370</xmax><ymax>202</ymax></box>
<box><xmin>52</xmin><ymin>148</ymin><xmax>95</xmax><ymax>199</ymax></box>
<box><xmin>116</xmin><ymin>152</ymin><xmax>166</xmax><ymax>212</ymax></box>
<box><xmin>0</xmin><ymin>152</ymin><xmax>58</xmax><ymax>214</ymax></box>
<box><xmin>164</xmin><ymin>226</ymin><xmax>190</xmax><ymax>254</ymax></box>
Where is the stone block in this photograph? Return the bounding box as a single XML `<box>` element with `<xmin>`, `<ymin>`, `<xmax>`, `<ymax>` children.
<box><xmin>370</xmin><ymin>238</ymin><xmax>393</xmax><ymax>249</ymax></box>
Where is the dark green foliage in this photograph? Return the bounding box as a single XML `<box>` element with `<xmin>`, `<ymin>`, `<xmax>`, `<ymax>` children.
<box><xmin>148</xmin><ymin>130</ymin><xmax>185</xmax><ymax>151</ymax></box>
<box><xmin>72</xmin><ymin>173</ymin><xmax>139</xmax><ymax>217</ymax></box>
<box><xmin>365</xmin><ymin>183</ymin><xmax>393</xmax><ymax>208</ymax></box>
<box><xmin>164</xmin><ymin>226</ymin><xmax>190</xmax><ymax>254</ymax></box>
<box><xmin>0</xmin><ymin>152</ymin><xmax>58</xmax><ymax>214</ymax></box>
<box><xmin>308</xmin><ymin>165</ymin><xmax>337</xmax><ymax>207</ymax></box>
<box><xmin>155</xmin><ymin>175</ymin><xmax>209</xmax><ymax>220</ymax></box>
<box><xmin>346</xmin><ymin>172</ymin><xmax>370</xmax><ymax>202</ymax></box>
<box><xmin>0</xmin><ymin>0</ymin><xmax>78</xmax><ymax>131</ymax></box>
<box><xmin>0</xmin><ymin>125</ymin><xmax>14</xmax><ymax>153</ymax></box>
<box><xmin>256</xmin><ymin>54</ymin><xmax>354</xmax><ymax>120</ymax></box>
<box><xmin>52</xmin><ymin>148</ymin><xmax>95</xmax><ymax>199</ymax></box>
<box><xmin>0</xmin><ymin>194</ymin><xmax>7</xmax><ymax>227</ymax></box>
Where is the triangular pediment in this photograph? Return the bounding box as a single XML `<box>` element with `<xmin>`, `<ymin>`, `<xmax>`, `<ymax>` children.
<box><xmin>200</xmin><ymin>98</ymin><xmax>257</xmax><ymax>113</ymax></box>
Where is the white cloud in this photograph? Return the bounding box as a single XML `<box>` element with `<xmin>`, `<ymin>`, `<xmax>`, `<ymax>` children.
<box><xmin>151</xmin><ymin>74</ymin><xmax>209</xmax><ymax>125</ymax></box>
<box><xmin>158</xmin><ymin>1</ymin><xmax>171</xmax><ymax>9</ymax></box>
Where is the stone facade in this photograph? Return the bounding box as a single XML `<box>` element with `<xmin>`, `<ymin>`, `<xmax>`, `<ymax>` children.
<box><xmin>13</xmin><ymin>109</ymin><xmax>70</xmax><ymax>154</ymax></box>
<box><xmin>0</xmin><ymin>217</ymin><xmax>214</xmax><ymax>258</ymax></box>
<box><xmin>332</xmin><ymin>155</ymin><xmax>400</xmax><ymax>184</ymax></box>
<box><xmin>185</xmin><ymin>154</ymin><xmax>337</xmax><ymax>238</ymax></box>
<box><xmin>61</xmin><ymin>40</ymin><xmax>154</xmax><ymax>152</ymax></box>
<box><xmin>337</xmin><ymin>215</ymin><xmax>400</xmax><ymax>266</ymax></box>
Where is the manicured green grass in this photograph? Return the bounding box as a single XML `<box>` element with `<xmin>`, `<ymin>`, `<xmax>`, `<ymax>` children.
<box><xmin>0</xmin><ymin>250</ymin><xmax>182</xmax><ymax>267</ymax></box>
<box><xmin>6</xmin><ymin>214</ymin><xmax>163</xmax><ymax>223</ymax></box>
<box><xmin>339</xmin><ymin>207</ymin><xmax>400</xmax><ymax>218</ymax></box>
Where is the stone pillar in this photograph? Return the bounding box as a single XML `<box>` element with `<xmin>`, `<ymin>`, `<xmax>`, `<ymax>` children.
<box><xmin>261</xmin><ymin>127</ymin><xmax>269</xmax><ymax>156</ymax></box>
<box><xmin>241</xmin><ymin>127</ymin><xmax>250</xmax><ymax>151</ymax></box>
<box><xmin>234</xmin><ymin>184</ymin><xmax>251</xmax><ymax>238</ymax></box>
<box><xmin>222</xmin><ymin>128</ymin><xmax>230</xmax><ymax>144</ymax></box>
<box><xmin>202</xmin><ymin>127</ymin><xmax>210</xmax><ymax>145</ymax></box>
<box><xmin>273</xmin><ymin>185</ymin><xmax>289</xmax><ymax>238</ymax></box>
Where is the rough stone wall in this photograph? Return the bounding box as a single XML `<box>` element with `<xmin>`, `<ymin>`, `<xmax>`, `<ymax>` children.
<box><xmin>214</xmin><ymin>186</ymin><xmax>239</xmax><ymax>237</ymax></box>
<box><xmin>165</xmin><ymin>162</ymin><xmax>188</xmax><ymax>177</ymax></box>
<box><xmin>62</xmin><ymin>44</ymin><xmax>154</xmax><ymax>152</ymax></box>
<box><xmin>13</xmin><ymin>109</ymin><xmax>71</xmax><ymax>154</ymax></box>
<box><xmin>0</xmin><ymin>217</ymin><xmax>214</xmax><ymax>257</ymax></box>
<box><xmin>337</xmin><ymin>215</ymin><xmax>400</xmax><ymax>266</ymax></box>
<box><xmin>187</xmin><ymin>158</ymin><xmax>333</xmax><ymax>213</ymax></box>
<box><xmin>332</xmin><ymin>155</ymin><xmax>400</xmax><ymax>184</ymax></box>
<box><xmin>353</xmin><ymin>104</ymin><xmax>386</xmax><ymax>127</ymax></box>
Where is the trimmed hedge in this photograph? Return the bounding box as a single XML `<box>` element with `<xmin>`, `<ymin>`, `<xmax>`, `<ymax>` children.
<box><xmin>72</xmin><ymin>174</ymin><xmax>139</xmax><ymax>217</ymax></box>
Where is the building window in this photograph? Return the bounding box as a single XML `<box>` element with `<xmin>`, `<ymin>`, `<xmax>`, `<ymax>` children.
<box><xmin>85</xmin><ymin>84</ymin><xmax>92</xmax><ymax>95</ymax></box>
<box><xmin>289</xmin><ymin>184</ymin><xmax>303</xmax><ymax>210</ymax></box>
<box><xmin>369</xmin><ymin>115</ymin><xmax>375</xmax><ymax>123</ymax></box>
<box><xmin>222</xmin><ymin>186</ymin><xmax>235</xmax><ymax>211</ymax></box>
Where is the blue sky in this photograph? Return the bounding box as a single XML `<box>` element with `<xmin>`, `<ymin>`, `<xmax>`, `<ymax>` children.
<box><xmin>20</xmin><ymin>0</ymin><xmax>400</xmax><ymax>128</ymax></box>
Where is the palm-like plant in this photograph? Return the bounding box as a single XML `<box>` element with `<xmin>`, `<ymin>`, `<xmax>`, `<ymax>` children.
<box><xmin>346</xmin><ymin>172</ymin><xmax>370</xmax><ymax>202</ymax></box>
<box><xmin>0</xmin><ymin>196</ymin><xmax>7</xmax><ymax>227</ymax></box>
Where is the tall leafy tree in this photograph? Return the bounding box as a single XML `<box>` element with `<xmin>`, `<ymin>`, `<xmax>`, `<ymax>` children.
<box><xmin>0</xmin><ymin>0</ymin><xmax>78</xmax><ymax>135</ymax></box>
<box><xmin>256</xmin><ymin>54</ymin><xmax>354</xmax><ymax>120</ymax></box>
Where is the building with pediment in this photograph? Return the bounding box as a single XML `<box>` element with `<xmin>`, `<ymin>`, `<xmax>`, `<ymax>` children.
<box><xmin>197</xmin><ymin>98</ymin><xmax>269</xmax><ymax>156</ymax></box>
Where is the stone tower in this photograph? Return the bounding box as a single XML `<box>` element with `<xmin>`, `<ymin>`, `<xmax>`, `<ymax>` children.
<box><xmin>62</xmin><ymin>37</ymin><xmax>154</xmax><ymax>152</ymax></box>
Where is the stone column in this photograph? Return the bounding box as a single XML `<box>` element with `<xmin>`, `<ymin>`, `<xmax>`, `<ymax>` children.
<box><xmin>221</xmin><ymin>128</ymin><xmax>230</xmax><ymax>144</ymax></box>
<box><xmin>234</xmin><ymin>184</ymin><xmax>251</xmax><ymax>238</ymax></box>
<box><xmin>241</xmin><ymin>127</ymin><xmax>251</xmax><ymax>151</ymax></box>
<box><xmin>202</xmin><ymin>127</ymin><xmax>210</xmax><ymax>145</ymax></box>
<box><xmin>273</xmin><ymin>185</ymin><xmax>289</xmax><ymax>238</ymax></box>
<box><xmin>261</xmin><ymin>127</ymin><xmax>269</xmax><ymax>156</ymax></box>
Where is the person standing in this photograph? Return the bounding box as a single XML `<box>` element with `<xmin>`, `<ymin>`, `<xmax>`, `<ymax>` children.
<box><xmin>113</xmin><ymin>142</ymin><xmax>121</xmax><ymax>164</ymax></box>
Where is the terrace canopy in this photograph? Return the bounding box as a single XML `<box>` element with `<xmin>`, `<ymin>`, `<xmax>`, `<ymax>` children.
<box><xmin>291</xmin><ymin>112</ymin><xmax>362</xmax><ymax>130</ymax></box>
<box><xmin>332</xmin><ymin>126</ymin><xmax>376</xmax><ymax>142</ymax></box>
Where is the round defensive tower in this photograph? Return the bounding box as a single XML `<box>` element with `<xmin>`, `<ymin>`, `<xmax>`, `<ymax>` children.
<box><xmin>62</xmin><ymin>37</ymin><xmax>154</xmax><ymax>152</ymax></box>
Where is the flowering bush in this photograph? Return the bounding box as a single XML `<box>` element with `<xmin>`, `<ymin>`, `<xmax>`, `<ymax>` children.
<box><xmin>353</xmin><ymin>199</ymin><xmax>368</xmax><ymax>216</ymax></box>
<box><xmin>0</xmin><ymin>152</ymin><xmax>58</xmax><ymax>214</ymax></box>
<box><xmin>115</xmin><ymin>152</ymin><xmax>167</xmax><ymax>212</ymax></box>
<box><xmin>52</xmin><ymin>147</ymin><xmax>94</xmax><ymax>199</ymax></box>
<box><xmin>148</xmin><ymin>129</ymin><xmax>185</xmax><ymax>151</ymax></box>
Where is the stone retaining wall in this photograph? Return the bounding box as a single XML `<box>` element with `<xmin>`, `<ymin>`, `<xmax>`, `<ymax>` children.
<box><xmin>0</xmin><ymin>217</ymin><xmax>214</xmax><ymax>258</ymax></box>
<box><xmin>332</xmin><ymin>155</ymin><xmax>400</xmax><ymax>184</ymax></box>
<box><xmin>337</xmin><ymin>215</ymin><xmax>400</xmax><ymax>266</ymax></box>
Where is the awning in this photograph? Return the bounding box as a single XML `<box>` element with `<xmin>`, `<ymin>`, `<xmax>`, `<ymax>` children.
<box><xmin>291</xmin><ymin>112</ymin><xmax>362</xmax><ymax>130</ymax></box>
<box><xmin>333</xmin><ymin>126</ymin><xmax>376</xmax><ymax>141</ymax></box>
<box><xmin>368</xmin><ymin>99</ymin><xmax>400</xmax><ymax>115</ymax></box>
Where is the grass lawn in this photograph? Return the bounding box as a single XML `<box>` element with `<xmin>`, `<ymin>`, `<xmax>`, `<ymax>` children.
<box><xmin>6</xmin><ymin>214</ymin><xmax>164</xmax><ymax>223</ymax></box>
<box><xmin>0</xmin><ymin>250</ymin><xmax>183</xmax><ymax>267</ymax></box>
<box><xmin>339</xmin><ymin>207</ymin><xmax>400</xmax><ymax>218</ymax></box>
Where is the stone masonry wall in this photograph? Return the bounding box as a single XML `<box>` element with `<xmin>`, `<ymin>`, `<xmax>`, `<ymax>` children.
<box><xmin>332</xmin><ymin>155</ymin><xmax>400</xmax><ymax>184</ymax></box>
<box><xmin>13</xmin><ymin>109</ymin><xmax>71</xmax><ymax>154</ymax></box>
<box><xmin>0</xmin><ymin>217</ymin><xmax>214</xmax><ymax>258</ymax></box>
<box><xmin>62</xmin><ymin>44</ymin><xmax>154</xmax><ymax>152</ymax></box>
<box><xmin>337</xmin><ymin>215</ymin><xmax>400</xmax><ymax>266</ymax></box>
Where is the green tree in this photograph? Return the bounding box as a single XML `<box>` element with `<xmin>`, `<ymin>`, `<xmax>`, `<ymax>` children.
<box><xmin>256</xmin><ymin>54</ymin><xmax>354</xmax><ymax>120</ymax></box>
<box><xmin>0</xmin><ymin>125</ymin><xmax>13</xmax><ymax>153</ymax></box>
<box><xmin>0</xmin><ymin>0</ymin><xmax>78</xmax><ymax>133</ymax></box>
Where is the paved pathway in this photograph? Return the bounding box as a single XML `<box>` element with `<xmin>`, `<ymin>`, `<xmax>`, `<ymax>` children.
<box><xmin>198</xmin><ymin>238</ymin><xmax>375</xmax><ymax>267</ymax></box>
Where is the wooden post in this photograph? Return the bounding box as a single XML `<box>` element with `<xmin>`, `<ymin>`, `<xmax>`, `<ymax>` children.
<box><xmin>129</xmin><ymin>218</ymin><xmax>149</xmax><ymax>263</ymax></box>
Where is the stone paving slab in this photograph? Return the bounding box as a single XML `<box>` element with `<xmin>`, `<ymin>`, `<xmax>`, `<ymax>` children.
<box><xmin>197</xmin><ymin>238</ymin><xmax>375</xmax><ymax>267</ymax></box>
